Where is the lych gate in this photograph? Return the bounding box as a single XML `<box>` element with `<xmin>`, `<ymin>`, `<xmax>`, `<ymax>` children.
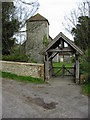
<box><xmin>41</xmin><ymin>32</ymin><xmax>83</xmax><ymax>84</ymax></box>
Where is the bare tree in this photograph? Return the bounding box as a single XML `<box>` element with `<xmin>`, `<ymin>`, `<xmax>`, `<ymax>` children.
<box><xmin>13</xmin><ymin>0</ymin><xmax>40</xmax><ymax>44</ymax></box>
<box><xmin>62</xmin><ymin>0</ymin><xmax>89</xmax><ymax>35</ymax></box>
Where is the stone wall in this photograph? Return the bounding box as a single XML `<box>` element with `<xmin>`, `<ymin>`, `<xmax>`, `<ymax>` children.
<box><xmin>26</xmin><ymin>21</ymin><xmax>49</xmax><ymax>63</ymax></box>
<box><xmin>0</xmin><ymin>61</ymin><xmax>44</xmax><ymax>80</ymax></box>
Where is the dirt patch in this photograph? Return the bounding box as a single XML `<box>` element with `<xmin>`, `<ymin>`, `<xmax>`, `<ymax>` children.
<box><xmin>25</xmin><ymin>96</ymin><xmax>58</xmax><ymax>110</ymax></box>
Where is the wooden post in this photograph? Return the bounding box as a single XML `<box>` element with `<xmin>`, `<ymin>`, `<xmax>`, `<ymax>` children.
<box><xmin>49</xmin><ymin>59</ymin><xmax>53</xmax><ymax>77</ymax></box>
<box><xmin>75</xmin><ymin>54</ymin><xmax>80</xmax><ymax>84</ymax></box>
<box><xmin>51</xmin><ymin>59</ymin><xmax>54</xmax><ymax>76</ymax></box>
<box><xmin>61</xmin><ymin>40</ymin><xmax>64</xmax><ymax>49</ymax></box>
<box><xmin>74</xmin><ymin>63</ymin><xmax>76</xmax><ymax>83</ymax></box>
<box><xmin>44</xmin><ymin>53</ymin><xmax>50</xmax><ymax>79</ymax></box>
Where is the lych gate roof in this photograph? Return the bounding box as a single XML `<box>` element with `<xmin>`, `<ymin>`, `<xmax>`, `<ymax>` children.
<box><xmin>26</xmin><ymin>13</ymin><xmax>49</xmax><ymax>24</ymax></box>
<box><xmin>41</xmin><ymin>32</ymin><xmax>83</xmax><ymax>55</ymax></box>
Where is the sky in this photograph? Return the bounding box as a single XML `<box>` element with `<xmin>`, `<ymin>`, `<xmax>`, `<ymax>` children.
<box><xmin>14</xmin><ymin>0</ymin><xmax>90</xmax><ymax>43</ymax></box>
<box><xmin>35</xmin><ymin>0</ymin><xmax>84</xmax><ymax>40</ymax></box>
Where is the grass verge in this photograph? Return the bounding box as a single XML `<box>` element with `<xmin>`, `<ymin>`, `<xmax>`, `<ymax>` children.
<box><xmin>0</xmin><ymin>71</ymin><xmax>44</xmax><ymax>84</ymax></box>
<box><xmin>53</xmin><ymin>62</ymin><xmax>73</xmax><ymax>67</ymax></box>
<box><xmin>82</xmin><ymin>83</ymin><xmax>90</xmax><ymax>96</ymax></box>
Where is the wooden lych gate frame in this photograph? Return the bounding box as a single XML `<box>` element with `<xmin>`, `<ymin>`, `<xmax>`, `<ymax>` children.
<box><xmin>41</xmin><ymin>32</ymin><xmax>83</xmax><ymax>84</ymax></box>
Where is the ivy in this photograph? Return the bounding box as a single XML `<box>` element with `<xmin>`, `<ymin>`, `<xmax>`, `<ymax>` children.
<box><xmin>43</xmin><ymin>34</ymin><xmax>48</xmax><ymax>47</ymax></box>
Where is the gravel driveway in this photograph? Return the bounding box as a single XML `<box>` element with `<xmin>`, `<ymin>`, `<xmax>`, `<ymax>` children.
<box><xmin>2</xmin><ymin>77</ymin><xmax>88</xmax><ymax>118</ymax></box>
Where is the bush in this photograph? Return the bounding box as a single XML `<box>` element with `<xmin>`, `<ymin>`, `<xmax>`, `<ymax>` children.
<box><xmin>2</xmin><ymin>44</ymin><xmax>30</xmax><ymax>62</ymax></box>
<box><xmin>30</xmin><ymin>58</ymin><xmax>37</xmax><ymax>63</ymax></box>
<box><xmin>0</xmin><ymin>54</ymin><xmax>2</xmax><ymax>60</ymax></box>
<box><xmin>79</xmin><ymin>50</ymin><xmax>88</xmax><ymax>74</ymax></box>
<box><xmin>2</xmin><ymin>54</ymin><xmax>29</xmax><ymax>62</ymax></box>
<box><xmin>82</xmin><ymin>76</ymin><xmax>90</xmax><ymax>96</ymax></box>
<box><xmin>70</xmin><ymin>56</ymin><xmax>75</xmax><ymax>63</ymax></box>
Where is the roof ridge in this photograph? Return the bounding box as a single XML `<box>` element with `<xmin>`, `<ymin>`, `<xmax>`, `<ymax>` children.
<box><xmin>40</xmin><ymin>32</ymin><xmax>83</xmax><ymax>55</ymax></box>
<box><xmin>61</xmin><ymin>32</ymin><xmax>83</xmax><ymax>54</ymax></box>
<box><xmin>26</xmin><ymin>13</ymin><xmax>49</xmax><ymax>24</ymax></box>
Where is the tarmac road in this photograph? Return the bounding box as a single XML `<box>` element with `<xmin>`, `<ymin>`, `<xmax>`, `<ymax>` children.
<box><xmin>2</xmin><ymin>77</ymin><xmax>88</xmax><ymax>118</ymax></box>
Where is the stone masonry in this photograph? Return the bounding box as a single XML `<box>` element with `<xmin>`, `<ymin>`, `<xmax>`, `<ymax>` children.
<box><xmin>25</xmin><ymin>13</ymin><xmax>51</xmax><ymax>63</ymax></box>
<box><xmin>0</xmin><ymin>61</ymin><xmax>44</xmax><ymax>80</ymax></box>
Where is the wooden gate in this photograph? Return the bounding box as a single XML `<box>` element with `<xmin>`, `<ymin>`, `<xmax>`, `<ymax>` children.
<box><xmin>52</xmin><ymin>65</ymin><xmax>75</xmax><ymax>78</ymax></box>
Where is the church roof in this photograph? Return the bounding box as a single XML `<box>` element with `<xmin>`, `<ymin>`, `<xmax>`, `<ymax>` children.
<box><xmin>26</xmin><ymin>13</ymin><xmax>49</xmax><ymax>24</ymax></box>
<box><xmin>40</xmin><ymin>32</ymin><xmax>83</xmax><ymax>55</ymax></box>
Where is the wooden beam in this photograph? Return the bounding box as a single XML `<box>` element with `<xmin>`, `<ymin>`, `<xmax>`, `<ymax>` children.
<box><xmin>48</xmin><ymin>49</ymin><xmax>73</xmax><ymax>52</ymax></box>
<box><xmin>48</xmin><ymin>52</ymin><xmax>58</xmax><ymax>60</ymax></box>
<box><xmin>59</xmin><ymin>53</ymin><xmax>71</xmax><ymax>55</ymax></box>
<box><xmin>61</xmin><ymin>40</ymin><xmax>64</xmax><ymax>49</ymax></box>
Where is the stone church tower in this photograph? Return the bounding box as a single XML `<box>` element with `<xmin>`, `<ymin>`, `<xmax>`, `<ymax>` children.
<box><xmin>26</xmin><ymin>13</ymin><xmax>51</xmax><ymax>63</ymax></box>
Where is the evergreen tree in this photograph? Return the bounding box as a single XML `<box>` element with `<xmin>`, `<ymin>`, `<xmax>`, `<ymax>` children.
<box><xmin>71</xmin><ymin>16</ymin><xmax>90</xmax><ymax>51</ymax></box>
<box><xmin>2</xmin><ymin>2</ymin><xmax>20</xmax><ymax>55</ymax></box>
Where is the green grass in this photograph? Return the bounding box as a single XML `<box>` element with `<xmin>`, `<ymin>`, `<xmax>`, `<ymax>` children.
<box><xmin>0</xmin><ymin>71</ymin><xmax>44</xmax><ymax>84</ymax></box>
<box><xmin>53</xmin><ymin>62</ymin><xmax>73</xmax><ymax>67</ymax></box>
<box><xmin>82</xmin><ymin>82</ymin><xmax>90</xmax><ymax>96</ymax></box>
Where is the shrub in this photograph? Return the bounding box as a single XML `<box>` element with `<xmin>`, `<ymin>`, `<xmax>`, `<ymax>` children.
<box><xmin>0</xmin><ymin>54</ymin><xmax>2</xmax><ymax>60</ymax></box>
<box><xmin>43</xmin><ymin>34</ymin><xmax>48</xmax><ymax>47</ymax></box>
<box><xmin>2</xmin><ymin>44</ymin><xmax>30</xmax><ymax>62</ymax></box>
<box><xmin>30</xmin><ymin>58</ymin><xmax>37</xmax><ymax>63</ymax></box>
<box><xmin>70</xmin><ymin>56</ymin><xmax>75</xmax><ymax>63</ymax></box>
<box><xmin>79</xmin><ymin>49</ymin><xmax>88</xmax><ymax>74</ymax></box>
<box><xmin>2</xmin><ymin>54</ymin><xmax>29</xmax><ymax>62</ymax></box>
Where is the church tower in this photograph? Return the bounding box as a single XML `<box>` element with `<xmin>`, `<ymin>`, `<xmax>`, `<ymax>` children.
<box><xmin>26</xmin><ymin>13</ymin><xmax>50</xmax><ymax>63</ymax></box>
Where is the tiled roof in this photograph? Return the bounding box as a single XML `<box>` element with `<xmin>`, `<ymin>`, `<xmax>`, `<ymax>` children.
<box><xmin>26</xmin><ymin>13</ymin><xmax>49</xmax><ymax>24</ymax></box>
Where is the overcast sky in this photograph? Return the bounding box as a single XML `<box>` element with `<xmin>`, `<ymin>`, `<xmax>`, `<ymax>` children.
<box><xmin>14</xmin><ymin>0</ymin><xmax>90</xmax><ymax>43</ymax></box>
<box><xmin>34</xmin><ymin>0</ymin><xmax>85</xmax><ymax>40</ymax></box>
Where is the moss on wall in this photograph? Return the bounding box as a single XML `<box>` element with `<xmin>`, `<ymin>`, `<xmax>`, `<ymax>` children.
<box><xmin>43</xmin><ymin>33</ymin><xmax>48</xmax><ymax>47</ymax></box>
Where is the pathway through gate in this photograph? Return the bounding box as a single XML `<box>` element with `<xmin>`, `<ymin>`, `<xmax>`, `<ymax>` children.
<box><xmin>41</xmin><ymin>32</ymin><xmax>83</xmax><ymax>84</ymax></box>
<box><xmin>52</xmin><ymin>64</ymin><xmax>75</xmax><ymax>81</ymax></box>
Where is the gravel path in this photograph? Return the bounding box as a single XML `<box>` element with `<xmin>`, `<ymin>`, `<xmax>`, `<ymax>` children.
<box><xmin>2</xmin><ymin>77</ymin><xmax>88</xmax><ymax>118</ymax></box>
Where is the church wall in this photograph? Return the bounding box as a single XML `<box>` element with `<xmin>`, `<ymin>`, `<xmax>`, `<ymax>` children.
<box><xmin>26</xmin><ymin>21</ymin><xmax>49</xmax><ymax>63</ymax></box>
